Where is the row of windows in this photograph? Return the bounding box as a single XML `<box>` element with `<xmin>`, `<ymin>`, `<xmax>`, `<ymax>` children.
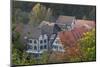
<box><xmin>28</xmin><ymin>45</ymin><xmax>47</xmax><ymax>50</ymax></box>
<box><xmin>28</xmin><ymin>39</ymin><xmax>47</xmax><ymax>44</ymax></box>
<box><xmin>52</xmin><ymin>45</ymin><xmax>63</xmax><ymax>50</ymax></box>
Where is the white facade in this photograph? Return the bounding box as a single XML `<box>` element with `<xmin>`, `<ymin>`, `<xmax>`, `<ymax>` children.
<box><xmin>52</xmin><ymin>35</ymin><xmax>65</xmax><ymax>52</ymax></box>
<box><xmin>26</xmin><ymin>33</ymin><xmax>65</xmax><ymax>54</ymax></box>
<box><xmin>26</xmin><ymin>34</ymin><xmax>48</xmax><ymax>54</ymax></box>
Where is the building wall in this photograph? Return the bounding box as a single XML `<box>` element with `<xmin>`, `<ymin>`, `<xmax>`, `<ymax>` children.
<box><xmin>52</xmin><ymin>35</ymin><xmax>65</xmax><ymax>52</ymax></box>
<box><xmin>27</xmin><ymin>38</ymin><xmax>39</xmax><ymax>53</ymax></box>
<box><xmin>39</xmin><ymin>34</ymin><xmax>48</xmax><ymax>52</ymax></box>
<box><xmin>27</xmin><ymin>34</ymin><xmax>48</xmax><ymax>53</ymax></box>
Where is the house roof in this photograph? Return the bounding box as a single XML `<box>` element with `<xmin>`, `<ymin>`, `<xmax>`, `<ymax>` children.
<box><xmin>21</xmin><ymin>21</ymin><xmax>56</xmax><ymax>39</ymax></box>
<box><xmin>59</xmin><ymin>27</ymin><xmax>88</xmax><ymax>47</ymax></box>
<box><xmin>75</xmin><ymin>19</ymin><xmax>95</xmax><ymax>29</ymax></box>
<box><xmin>56</xmin><ymin>15</ymin><xmax>75</xmax><ymax>25</ymax></box>
<box><xmin>22</xmin><ymin>24</ymin><xmax>41</xmax><ymax>39</ymax></box>
<box><xmin>39</xmin><ymin>21</ymin><xmax>56</xmax><ymax>36</ymax></box>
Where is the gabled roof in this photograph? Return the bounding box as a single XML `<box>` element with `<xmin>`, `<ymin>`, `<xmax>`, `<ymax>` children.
<box><xmin>56</xmin><ymin>15</ymin><xmax>75</xmax><ymax>25</ymax></box>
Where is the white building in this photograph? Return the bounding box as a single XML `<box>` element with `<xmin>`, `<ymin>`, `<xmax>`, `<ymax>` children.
<box><xmin>22</xmin><ymin>15</ymin><xmax>76</xmax><ymax>54</ymax></box>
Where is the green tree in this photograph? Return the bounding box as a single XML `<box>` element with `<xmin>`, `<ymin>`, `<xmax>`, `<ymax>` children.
<box><xmin>79</xmin><ymin>29</ymin><xmax>96</xmax><ymax>61</ymax></box>
<box><xmin>12</xmin><ymin>48</ymin><xmax>36</xmax><ymax>65</ymax></box>
<box><xmin>38</xmin><ymin>52</ymin><xmax>48</xmax><ymax>64</ymax></box>
<box><xmin>12</xmin><ymin>8</ymin><xmax>29</xmax><ymax>24</ymax></box>
<box><xmin>12</xmin><ymin>31</ymin><xmax>25</xmax><ymax>52</ymax></box>
<box><xmin>29</xmin><ymin>3</ymin><xmax>53</xmax><ymax>26</ymax></box>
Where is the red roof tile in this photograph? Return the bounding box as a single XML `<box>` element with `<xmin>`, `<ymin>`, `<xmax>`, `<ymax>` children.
<box><xmin>75</xmin><ymin>19</ymin><xmax>95</xmax><ymax>28</ymax></box>
<box><xmin>59</xmin><ymin>27</ymin><xmax>88</xmax><ymax>47</ymax></box>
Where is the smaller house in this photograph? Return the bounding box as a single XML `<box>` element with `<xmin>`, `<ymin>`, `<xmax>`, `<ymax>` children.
<box><xmin>56</xmin><ymin>15</ymin><xmax>76</xmax><ymax>31</ymax></box>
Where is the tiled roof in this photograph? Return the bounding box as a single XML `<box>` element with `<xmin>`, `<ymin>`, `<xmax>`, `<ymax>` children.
<box><xmin>59</xmin><ymin>19</ymin><xmax>95</xmax><ymax>47</ymax></box>
<box><xmin>75</xmin><ymin>19</ymin><xmax>95</xmax><ymax>29</ymax></box>
<box><xmin>22</xmin><ymin>24</ymin><xmax>41</xmax><ymax>39</ymax></box>
<box><xmin>39</xmin><ymin>21</ymin><xmax>55</xmax><ymax>36</ymax></box>
<box><xmin>56</xmin><ymin>15</ymin><xmax>75</xmax><ymax>25</ymax></box>
<box><xmin>58</xmin><ymin>28</ymin><xmax>87</xmax><ymax>46</ymax></box>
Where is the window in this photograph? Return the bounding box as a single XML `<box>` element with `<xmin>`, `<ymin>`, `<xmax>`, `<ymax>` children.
<box><xmin>59</xmin><ymin>46</ymin><xmax>63</xmax><ymax>50</ymax></box>
<box><xmin>28</xmin><ymin>45</ymin><xmax>32</xmax><ymax>49</ymax></box>
<box><xmin>44</xmin><ymin>39</ymin><xmax>47</xmax><ymax>43</ymax></box>
<box><xmin>55</xmin><ymin>40</ymin><xmax>59</xmax><ymax>44</ymax></box>
<box><xmin>29</xmin><ymin>40</ymin><xmax>32</xmax><ymax>43</ymax></box>
<box><xmin>40</xmin><ymin>46</ymin><xmax>43</xmax><ymax>50</ymax></box>
<box><xmin>40</xmin><ymin>40</ymin><xmax>43</xmax><ymax>44</ymax></box>
<box><xmin>34</xmin><ymin>46</ymin><xmax>37</xmax><ymax>50</ymax></box>
<box><xmin>44</xmin><ymin>45</ymin><xmax>47</xmax><ymax>49</ymax></box>
<box><xmin>34</xmin><ymin>40</ymin><xmax>37</xmax><ymax>44</ymax></box>
<box><xmin>55</xmin><ymin>45</ymin><xmax>58</xmax><ymax>49</ymax></box>
<box><xmin>52</xmin><ymin>45</ymin><xmax>58</xmax><ymax>49</ymax></box>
